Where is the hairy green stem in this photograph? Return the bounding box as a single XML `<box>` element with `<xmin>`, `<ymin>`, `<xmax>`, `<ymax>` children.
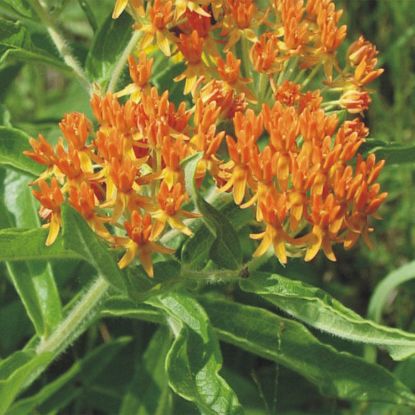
<box><xmin>36</xmin><ymin>276</ymin><xmax>109</xmax><ymax>356</ymax></box>
<box><xmin>107</xmin><ymin>30</ymin><xmax>142</xmax><ymax>93</ymax></box>
<box><xmin>30</xmin><ymin>0</ymin><xmax>91</xmax><ymax>92</ymax></box>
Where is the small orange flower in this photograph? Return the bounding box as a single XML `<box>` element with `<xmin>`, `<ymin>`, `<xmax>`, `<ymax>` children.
<box><xmin>32</xmin><ymin>178</ymin><xmax>64</xmax><ymax>246</ymax></box>
<box><xmin>24</xmin><ymin>134</ymin><xmax>56</xmax><ymax>167</ymax></box>
<box><xmin>118</xmin><ymin>211</ymin><xmax>174</xmax><ymax>276</ymax></box>
<box><xmin>152</xmin><ymin>181</ymin><xmax>200</xmax><ymax>237</ymax></box>
<box><xmin>116</xmin><ymin>53</ymin><xmax>154</xmax><ymax>102</ymax></box>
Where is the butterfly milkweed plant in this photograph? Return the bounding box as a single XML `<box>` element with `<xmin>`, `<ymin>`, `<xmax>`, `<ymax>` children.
<box><xmin>1</xmin><ymin>0</ymin><xmax>415</xmax><ymax>413</ymax></box>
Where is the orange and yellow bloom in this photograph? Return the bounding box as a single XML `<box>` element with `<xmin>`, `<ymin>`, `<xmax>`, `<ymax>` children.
<box><xmin>27</xmin><ymin>0</ymin><xmax>387</xmax><ymax>276</ymax></box>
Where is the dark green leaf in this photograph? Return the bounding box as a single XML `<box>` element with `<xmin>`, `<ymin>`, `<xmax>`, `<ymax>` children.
<box><xmin>0</xmin><ymin>205</ymin><xmax>126</xmax><ymax>292</ymax></box>
<box><xmin>60</xmin><ymin>205</ymin><xmax>126</xmax><ymax>291</ymax></box>
<box><xmin>1</xmin><ymin>171</ymin><xmax>62</xmax><ymax>336</ymax></box>
<box><xmin>182</xmin><ymin>153</ymin><xmax>242</xmax><ymax>270</ymax></box>
<box><xmin>0</xmin><ymin>127</ymin><xmax>42</xmax><ymax>176</ymax></box>
<box><xmin>363</xmin><ymin>139</ymin><xmax>415</xmax><ymax>165</ymax></box>
<box><xmin>368</xmin><ymin>261</ymin><xmax>415</xmax><ymax>323</ymax></box>
<box><xmin>0</xmin><ymin>18</ymin><xmax>66</xmax><ymax>69</ymax></box>
<box><xmin>120</xmin><ymin>328</ymin><xmax>173</xmax><ymax>415</ymax></box>
<box><xmin>150</xmin><ymin>293</ymin><xmax>243</xmax><ymax>414</ymax></box>
<box><xmin>241</xmin><ymin>272</ymin><xmax>415</xmax><ymax>361</ymax></box>
<box><xmin>0</xmin><ymin>351</ymin><xmax>52</xmax><ymax>415</ymax></box>
<box><xmin>200</xmin><ymin>297</ymin><xmax>415</xmax><ymax>407</ymax></box>
<box><xmin>8</xmin><ymin>337</ymin><xmax>130</xmax><ymax>415</ymax></box>
<box><xmin>85</xmin><ymin>13</ymin><xmax>133</xmax><ymax>87</ymax></box>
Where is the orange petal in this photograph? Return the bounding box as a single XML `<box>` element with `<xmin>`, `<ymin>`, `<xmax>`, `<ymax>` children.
<box><xmin>46</xmin><ymin>213</ymin><xmax>61</xmax><ymax>246</ymax></box>
<box><xmin>304</xmin><ymin>226</ymin><xmax>323</xmax><ymax>262</ymax></box>
<box><xmin>118</xmin><ymin>242</ymin><xmax>138</xmax><ymax>269</ymax></box>
<box><xmin>112</xmin><ymin>0</ymin><xmax>128</xmax><ymax>18</ymax></box>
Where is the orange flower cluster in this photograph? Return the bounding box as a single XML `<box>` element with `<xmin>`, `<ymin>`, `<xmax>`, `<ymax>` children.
<box><xmin>26</xmin><ymin>0</ymin><xmax>387</xmax><ymax>276</ymax></box>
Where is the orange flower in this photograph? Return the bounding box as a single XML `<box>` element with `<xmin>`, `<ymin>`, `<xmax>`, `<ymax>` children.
<box><xmin>32</xmin><ymin>178</ymin><xmax>64</xmax><ymax>246</ymax></box>
<box><xmin>118</xmin><ymin>211</ymin><xmax>174</xmax><ymax>276</ymax></box>
<box><xmin>116</xmin><ymin>53</ymin><xmax>153</xmax><ymax>102</ymax></box>
<box><xmin>175</xmin><ymin>30</ymin><xmax>207</xmax><ymax>95</ymax></box>
<box><xmin>219</xmin><ymin>109</ymin><xmax>263</xmax><ymax>204</ymax></box>
<box><xmin>339</xmin><ymin>89</ymin><xmax>371</xmax><ymax>114</ymax></box>
<box><xmin>112</xmin><ymin>0</ymin><xmax>144</xmax><ymax>19</ymax></box>
<box><xmin>152</xmin><ymin>181</ymin><xmax>200</xmax><ymax>237</ymax></box>
<box><xmin>139</xmin><ymin>0</ymin><xmax>175</xmax><ymax>56</ymax></box>
<box><xmin>24</xmin><ymin>134</ymin><xmax>56</xmax><ymax>167</ymax></box>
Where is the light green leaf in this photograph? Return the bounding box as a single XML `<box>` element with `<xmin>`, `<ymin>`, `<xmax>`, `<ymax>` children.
<box><xmin>0</xmin><ymin>205</ymin><xmax>126</xmax><ymax>292</ymax></box>
<box><xmin>150</xmin><ymin>293</ymin><xmax>243</xmax><ymax>415</ymax></box>
<box><xmin>0</xmin><ymin>227</ymin><xmax>80</xmax><ymax>262</ymax></box>
<box><xmin>240</xmin><ymin>272</ymin><xmax>415</xmax><ymax>361</ymax></box>
<box><xmin>0</xmin><ymin>104</ymin><xmax>12</xmax><ymax>125</ymax></box>
<box><xmin>182</xmin><ymin>153</ymin><xmax>242</xmax><ymax>270</ymax></box>
<box><xmin>120</xmin><ymin>328</ymin><xmax>173</xmax><ymax>415</ymax></box>
<box><xmin>0</xmin><ymin>127</ymin><xmax>42</xmax><ymax>176</ymax></box>
<box><xmin>1</xmin><ymin>171</ymin><xmax>62</xmax><ymax>336</ymax></box>
<box><xmin>100</xmin><ymin>295</ymin><xmax>415</xmax><ymax>407</ymax></box>
<box><xmin>0</xmin><ymin>18</ymin><xmax>66</xmax><ymax>69</ymax></box>
<box><xmin>0</xmin><ymin>350</ymin><xmax>52</xmax><ymax>415</ymax></box>
<box><xmin>200</xmin><ymin>297</ymin><xmax>415</xmax><ymax>407</ymax></box>
<box><xmin>368</xmin><ymin>261</ymin><xmax>415</xmax><ymax>323</ymax></box>
<box><xmin>85</xmin><ymin>13</ymin><xmax>133</xmax><ymax>87</ymax></box>
<box><xmin>61</xmin><ymin>205</ymin><xmax>126</xmax><ymax>292</ymax></box>
<box><xmin>7</xmin><ymin>337</ymin><xmax>130</xmax><ymax>415</ymax></box>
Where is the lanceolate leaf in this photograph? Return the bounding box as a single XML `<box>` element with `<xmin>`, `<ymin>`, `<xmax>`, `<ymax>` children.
<box><xmin>0</xmin><ymin>350</ymin><xmax>53</xmax><ymax>415</ymax></box>
<box><xmin>61</xmin><ymin>205</ymin><xmax>126</xmax><ymax>291</ymax></box>
<box><xmin>182</xmin><ymin>153</ymin><xmax>242</xmax><ymax>270</ymax></box>
<box><xmin>0</xmin><ymin>205</ymin><xmax>126</xmax><ymax>292</ymax></box>
<box><xmin>150</xmin><ymin>293</ymin><xmax>243</xmax><ymax>414</ymax></box>
<box><xmin>0</xmin><ymin>127</ymin><xmax>42</xmax><ymax>176</ymax></box>
<box><xmin>240</xmin><ymin>272</ymin><xmax>415</xmax><ymax>361</ymax></box>
<box><xmin>1</xmin><ymin>171</ymin><xmax>62</xmax><ymax>336</ymax></box>
<box><xmin>85</xmin><ymin>13</ymin><xmax>133</xmax><ymax>87</ymax></box>
<box><xmin>368</xmin><ymin>261</ymin><xmax>415</xmax><ymax>323</ymax></box>
<box><xmin>363</xmin><ymin>139</ymin><xmax>415</xmax><ymax>165</ymax></box>
<box><xmin>120</xmin><ymin>328</ymin><xmax>173</xmax><ymax>415</ymax></box>
<box><xmin>0</xmin><ymin>18</ymin><xmax>66</xmax><ymax>70</ymax></box>
<box><xmin>7</xmin><ymin>337</ymin><xmax>130</xmax><ymax>415</ymax></box>
<box><xmin>101</xmin><ymin>295</ymin><xmax>415</xmax><ymax>407</ymax></box>
<box><xmin>200</xmin><ymin>297</ymin><xmax>415</xmax><ymax>407</ymax></box>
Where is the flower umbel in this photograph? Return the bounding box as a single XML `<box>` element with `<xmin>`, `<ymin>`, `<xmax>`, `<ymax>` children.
<box><xmin>27</xmin><ymin>0</ymin><xmax>387</xmax><ymax>277</ymax></box>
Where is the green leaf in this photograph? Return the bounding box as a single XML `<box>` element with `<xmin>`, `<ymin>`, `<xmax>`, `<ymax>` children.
<box><xmin>362</xmin><ymin>138</ymin><xmax>415</xmax><ymax>165</ymax></box>
<box><xmin>0</xmin><ymin>227</ymin><xmax>80</xmax><ymax>262</ymax></box>
<box><xmin>61</xmin><ymin>205</ymin><xmax>126</xmax><ymax>292</ymax></box>
<box><xmin>0</xmin><ymin>127</ymin><xmax>42</xmax><ymax>176</ymax></box>
<box><xmin>368</xmin><ymin>261</ymin><xmax>415</xmax><ymax>323</ymax></box>
<box><xmin>0</xmin><ymin>104</ymin><xmax>12</xmax><ymax>126</ymax></box>
<box><xmin>8</xmin><ymin>337</ymin><xmax>130</xmax><ymax>415</ymax></box>
<box><xmin>85</xmin><ymin>13</ymin><xmax>133</xmax><ymax>87</ymax></box>
<box><xmin>182</xmin><ymin>153</ymin><xmax>242</xmax><ymax>270</ymax></box>
<box><xmin>0</xmin><ymin>18</ymin><xmax>66</xmax><ymax>69</ymax></box>
<box><xmin>150</xmin><ymin>293</ymin><xmax>243</xmax><ymax>415</ymax></box>
<box><xmin>240</xmin><ymin>272</ymin><xmax>415</xmax><ymax>361</ymax></box>
<box><xmin>1</xmin><ymin>171</ymin><xmax>62</xmax><ymax>336</ymax></box>
<box><xmin>0</xmin><ymin>350</ymin><xmax>52</xmax><ymax>415</ymax></box>
<box><xmin>120</xmin><ymin>328</ymin><xmax>173</xmax><ymax>415</ymax></box>
<box><xmin>0</xmin><ymin>205</ymin><xmax>125</xmax><ymax>292</ymax></box>
<box><xmin>102</xmin><ymin>297</ymin><xmax>165</xmax><ymax>324</ymax></box>
<box><xmin>200</xmin><ymin>297</ymin><xmax>415</xmax><ymax>407</ymax></box>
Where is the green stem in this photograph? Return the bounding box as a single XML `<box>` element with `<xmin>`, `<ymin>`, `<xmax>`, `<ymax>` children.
<box><xmin>36</xmin><ymin>276</ymin><xmax>109</xmax><ymax>356</ymax></box>
<box><xmin>30</xmin><ymin>0</ymin><xmax>91</xmax><ymax>93</ymax></box>
<box><xmin>301</xmin><ymin>63</ymin><xmax>322</xmax><ymax>89</ymax></box>
<box><xmin>20</xmin><ymin>276</ymin><xmax>109</xmax><ymax>393</ymax></box>
<box><xmin>107</xmin><ymin>30</ymin><xmax>142</xmax><ymax>93</ymax></box>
